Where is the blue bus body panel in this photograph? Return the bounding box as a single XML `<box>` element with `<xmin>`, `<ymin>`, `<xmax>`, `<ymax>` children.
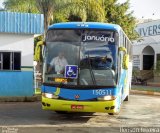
<box><xmin>48</xmin><ymin>22</ymin><xmax>121</xmax><ymax>32</ymax></box>
<box><xmin>42</xmin><ymin>69</ymin><xmax>127</xmax><ymax>102</ymax></box>
<box><xmin>42</xmin><ymin>85</ymin><xmax>120</xmax><ymax>101</ymax></box>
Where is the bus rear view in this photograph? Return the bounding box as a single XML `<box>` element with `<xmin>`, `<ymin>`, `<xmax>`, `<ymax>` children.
<box><xmin>41</xmin><ymin>22</ymin><xmax>132</xmax><ymax>115</ymax></box>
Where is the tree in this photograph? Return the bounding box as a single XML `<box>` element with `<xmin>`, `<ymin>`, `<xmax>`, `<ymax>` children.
<box><xmin>104</xmin><ymin>0</ymin><xmax>139</xmax><ymax>40</ymax></box>
<box><xmin>35</xmin><ymin>0</ymin><xmax>54</xmax><ymax>38</ymax></box>
<box><xmin>59</xmin><ymin>0</ymin><xmax>138</xmax><ymax>40</ymax></box>
<box><xmin>3</xmin><ymin>0</ymin><xmax>38</xmax><ymax>13</ymax></box>
<box><xmin>64</xmin><ymin>0</ymin><xmax>105</xmax><ymax>22</ymax></box>
<box><xmin>85</xmin><ymin>0</ymin><xmax>105</xmax><ymax>22</ymax></box>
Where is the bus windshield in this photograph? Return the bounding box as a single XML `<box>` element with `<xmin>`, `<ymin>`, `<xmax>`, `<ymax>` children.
<box><xmin>44</xmin><ymin>29</ymin><xmax>118</xmax><ymax>87</ymax></box>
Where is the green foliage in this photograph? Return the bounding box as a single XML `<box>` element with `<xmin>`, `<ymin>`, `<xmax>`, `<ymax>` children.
<box><xmin>104</xmin><ymin>0</ymin><xmax>139</xmax><ymax>40</ymax></box>
<box><xmin>3</xmin><ymin>0</ymin><xmax>38</xmax><ymax>13</ymax></box>
<box><xmin>64</xmin><ymin>0</ymin><xmax>105</xmax><ymax>22</ymax></box>
<box><xmin>53</xmin><ymin>12</ymin><xmax>68</xmax><ymax>23</ymax></box>
<box><xmin>60</xmin><ymin>0</ymin><xmax>139</xmax><ymax>40</ymax></box>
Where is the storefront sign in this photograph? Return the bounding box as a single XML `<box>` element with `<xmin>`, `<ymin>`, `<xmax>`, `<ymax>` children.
<box><xmin>137</xmin><ymin>24</ymin><xmax>160</xmax><ymax>37</ymax></box>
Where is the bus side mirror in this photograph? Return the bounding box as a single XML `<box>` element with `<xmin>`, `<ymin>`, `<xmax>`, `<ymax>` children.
<box><xmin>118</xmin><ymin>47</ymin><xmax>127</xmax><ymax>53</ymax></box>
<box><xmin>34</xmin><ymin>41</ymin><xmax>45</xmax><ymax>62</ymax></box>
<box><xmin>118</xmin><ymin>47</ymin><xmax>129</xmax><ymax>70</ymax></box>
<box><xmin>123</xmin><ymin>54</ymin><xmax>129</xmax><ymax>70</ymax></box>
<box><xmin>37</xmin><ymin>41</ymin><xmax>45</xmax><ymax>46</ymax></box>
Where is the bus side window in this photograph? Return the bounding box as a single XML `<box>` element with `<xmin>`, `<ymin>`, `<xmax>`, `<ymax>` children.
<box><xmin>117</xmin><ymin>49</ymin><xmax>124</xmax><ymax>83</ymax></box>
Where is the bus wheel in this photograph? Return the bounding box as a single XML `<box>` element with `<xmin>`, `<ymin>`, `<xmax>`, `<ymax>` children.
<box><xmin>124</xmin><ymin>95</ymin><xmax>129</xmax><ymax>101</ymax></box>
<box><xmin>55</xmin><ymin>111</ymin><xmax>67</xmax><ymax>114</ymax></box>
<box><xmin>108</xmin><ymin>112</ymin><xmax>120</xmax><ymax>115</ymax></box>
<box><xmin>108</xmin><ymin>113</ymin><xmax>114</xmax><ymax>115</ymax></box>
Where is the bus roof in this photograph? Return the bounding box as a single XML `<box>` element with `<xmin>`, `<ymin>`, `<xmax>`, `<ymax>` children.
<box><xmin>48</xmin><ymin>22</ymin><xmax>121</xmax><ymax>31</ymax></box>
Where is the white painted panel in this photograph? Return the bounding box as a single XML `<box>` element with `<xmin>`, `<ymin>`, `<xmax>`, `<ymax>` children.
<box><xmin>0</xmin><ymin>33</ymin><xmax>34</xmax><ymax>66</ymax></box>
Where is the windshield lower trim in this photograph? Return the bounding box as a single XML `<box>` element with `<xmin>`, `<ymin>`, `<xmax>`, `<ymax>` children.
<box><xmin>43</xmin><ymin>83</ymin><xmax>116</xmax><ymax>90</ymax></box>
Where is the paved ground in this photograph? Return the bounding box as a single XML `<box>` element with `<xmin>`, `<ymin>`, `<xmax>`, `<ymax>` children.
<box><xmin>0</xmin><ymin>94</ymin><xmax>160</xmax><ymax>133</ymax></box>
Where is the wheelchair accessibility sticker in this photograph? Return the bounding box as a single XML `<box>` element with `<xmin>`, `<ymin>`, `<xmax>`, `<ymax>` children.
<box><xmin>65</xmin><ymin>65</ymin><xmax>78</xmax><ymax>79</ymax></box>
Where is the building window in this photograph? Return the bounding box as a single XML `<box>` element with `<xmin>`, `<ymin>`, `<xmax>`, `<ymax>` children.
<box><xmin>0</xmin><ymin>51</ymin><xmax>21</xmax><ymax>71</ymax></box>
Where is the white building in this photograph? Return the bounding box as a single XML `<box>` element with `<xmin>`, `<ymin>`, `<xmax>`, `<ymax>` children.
<box><xmin>0</xmin><ymin>12</ymin><xmax>44</xmax><ymax>96</ymax></box>
<box><xmin>133</xmin><ymin>19</ymin><xmax>160</xmax><ymax>70</ymax></box>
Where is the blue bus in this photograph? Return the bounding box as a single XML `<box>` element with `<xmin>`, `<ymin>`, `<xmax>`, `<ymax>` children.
<box><xmin>41</xmin><ymin>22</ymin><xmax>132</xmax><ymax>115</ymax></box>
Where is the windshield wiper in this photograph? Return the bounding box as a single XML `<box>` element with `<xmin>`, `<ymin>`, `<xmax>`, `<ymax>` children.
<box><xmin>87</xmin><ymin>53</ymin><xmax>97</xmax><ymax>85</ymax></box>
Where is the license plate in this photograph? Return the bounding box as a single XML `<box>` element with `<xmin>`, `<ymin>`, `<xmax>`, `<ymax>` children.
<box><xmin>71</xmin><ymin>105</ymin><xmax>84</xmax><ymax>110</ymax></box>
<box><xmin>55</xmin><ymin>78</ymin><xmax>67</xmax><ymax>83</ymax></box>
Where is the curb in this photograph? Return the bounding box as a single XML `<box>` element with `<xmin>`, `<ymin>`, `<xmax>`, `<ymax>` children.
<box><xmin>130</xmin><ymin>90</ymin><xmax>160</xmax><ymax>96</ymax></box>
<box><xmin>0</xmin><ymin>95</ymin><xmax>41</xmax><ymax>102</ymax></box>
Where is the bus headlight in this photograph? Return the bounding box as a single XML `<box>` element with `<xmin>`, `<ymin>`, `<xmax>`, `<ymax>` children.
<box><xmin>42</xmin><ymin>93</ymin><xmax>59</xmax><ymax>99</ymax></box>
<box><xmin>97</xmin><ymin>95</ymin><xmax>116</xmax><ymax>101</ymax></box>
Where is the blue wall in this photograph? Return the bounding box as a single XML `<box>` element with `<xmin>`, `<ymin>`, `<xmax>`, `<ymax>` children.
<box><xmin>0</xmin><ymin>71</ymin><xmax>33</xmax><ymax>96</ymax></box>
<box><xmin>0</xmin><ymin>12</ymin><xmax>43</xmax><ymax>96</ymax></box>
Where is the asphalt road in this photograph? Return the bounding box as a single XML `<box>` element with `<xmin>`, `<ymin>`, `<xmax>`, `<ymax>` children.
<box><xmin>0</xmin><ymin>94</ymin><xmax>160</xmax><ymax>133</ymax></box>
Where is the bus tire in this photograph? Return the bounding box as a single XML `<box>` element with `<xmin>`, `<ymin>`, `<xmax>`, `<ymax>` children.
<box><xmin>108</xmin><ymin>113</ymin><xmax>114</xmax><ymax>115</ymax></box>
<box><xmin>124</xmin><ymin>95</ymin><xmax>129</xmax><ymax>101</ymax></box>
<box><xmin>108</xmin><ymin>112</ymin><xmax>120</xmax><ymax>115</ymax></box>
<box><xmin>55</xmin><ymin>111</ymin><xmax>67</xmax><ymax>114</ymax></box>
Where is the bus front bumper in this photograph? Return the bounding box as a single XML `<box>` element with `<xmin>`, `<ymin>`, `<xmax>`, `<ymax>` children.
<box><xmin>42</xmin><ymin>96</ymin><xmax>118</xmax><ymax>113</ymax></box>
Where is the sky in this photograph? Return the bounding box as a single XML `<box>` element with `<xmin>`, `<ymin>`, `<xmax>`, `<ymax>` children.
<box><xmin>0</xmin><ymin>0</ymin><xmax>160</xmax><ymax>20</ymax></box>
<box><xmin>0</xmin><ymin>0</ymin><xmax>3</xmax><ymax>8</ymax></box>
<box><xmin>119</xmin><ymin>0</ymin><xmax>160</xmax><ymax>20</ymax></box>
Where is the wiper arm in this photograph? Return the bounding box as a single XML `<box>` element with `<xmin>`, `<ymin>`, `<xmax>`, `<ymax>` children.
<box><xmin>87</xmin><ymin>53</ymin><xmax>96</xmax><ymax>85</ymax></box>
